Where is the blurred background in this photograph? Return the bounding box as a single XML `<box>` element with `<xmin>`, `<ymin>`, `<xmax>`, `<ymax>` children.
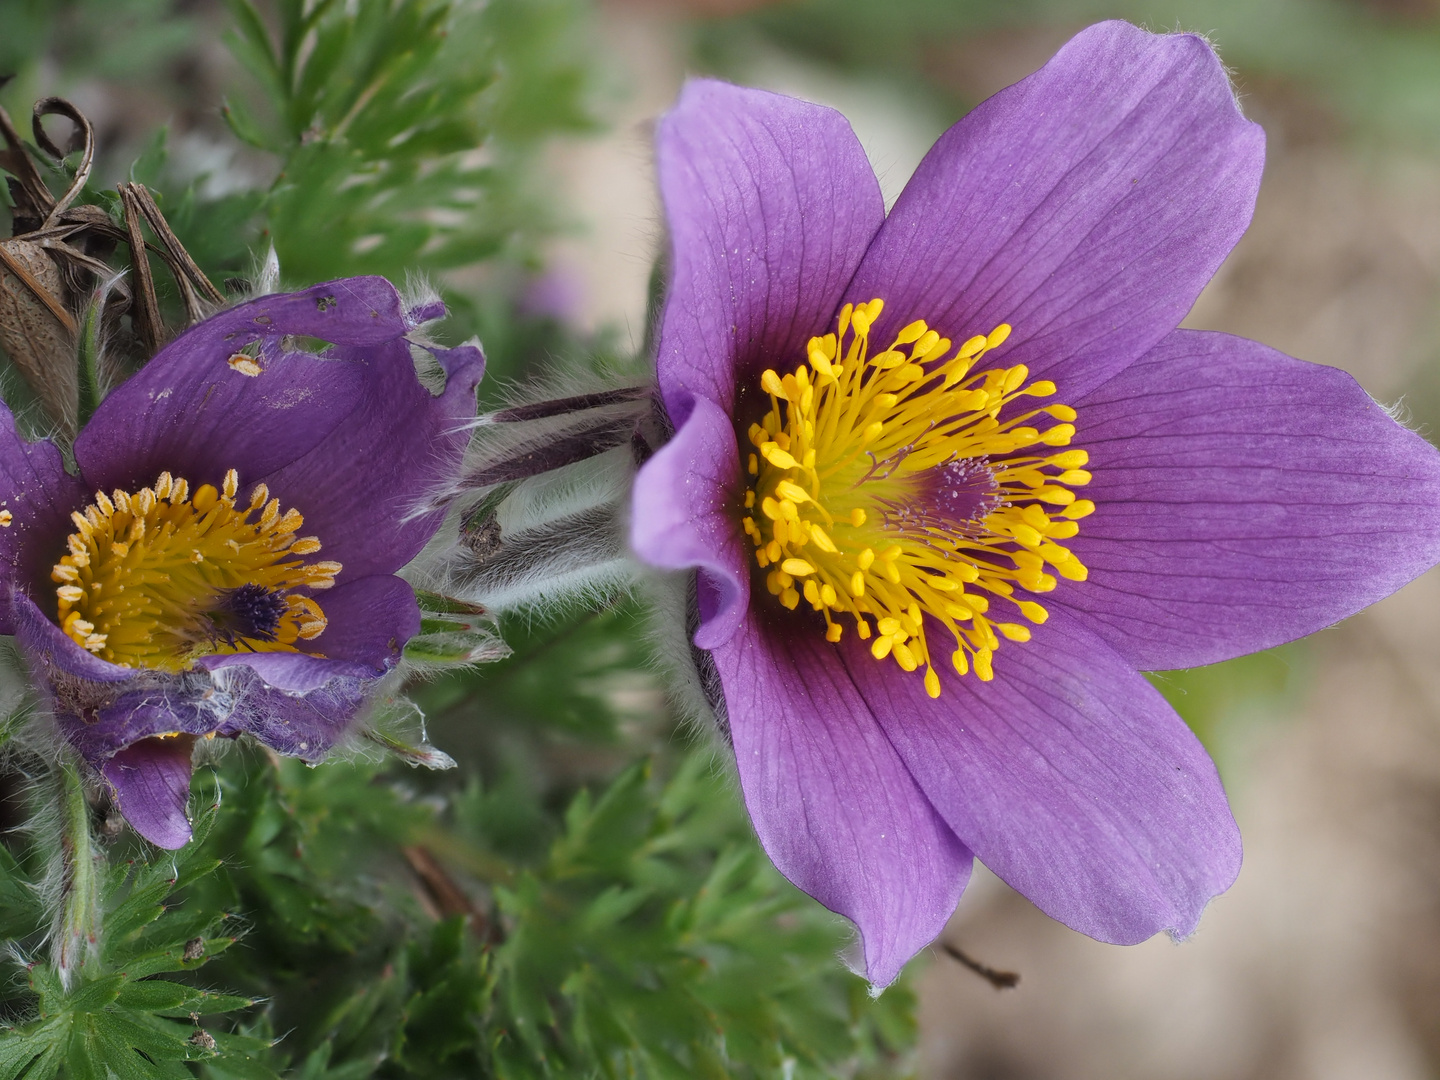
<box><xmin>5</xmin><ymin>0</ymin><xmax>1440</xmax><ymax>1076</ymax></box>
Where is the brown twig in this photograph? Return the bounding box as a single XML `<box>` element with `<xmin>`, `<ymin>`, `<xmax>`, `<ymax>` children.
<box><xmin>940</xmin><ymin>941</ymin><xmax>1020</xmax><ymax>990</ymax></box>
<box><xmin>401</xmin><ymin>844</ymin><xmax>497</xmax><ymax>944</ymax></box>
<box><xmin>123</xmin><ymin>182</ymin><xmax>226</xmax><ymax>311</ymax></box>
<box><xmin>117</xmin><ymin>184</ymin><xmax>165</xmax><ymax>355</ymax></box>
<box><xmin>33</xmin><ymin>98</ymin><xmax>94</xmax><ymax>229</ymax></box>
<box><xmin>0</xmin><ymin>104</ymin><xmax>55</xmax><ymax>228</ymax></box>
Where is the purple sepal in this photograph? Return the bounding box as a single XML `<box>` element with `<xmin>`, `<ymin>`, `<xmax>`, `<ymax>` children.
<box><xmin>856</xmin><ymin>609</ymin><xmax>1240</xmax><ymax>945</ymax></box>
<box><xmin>712</xmin><ymin>604</ymin><xmax>973</xmax><ymax>988</ymax></box>
<box><xmin>102</xmin><ymin>735</ymin><xmax>197</xmax><ymax>849</ymax></box>
<box><xmin>1059</xmin><ymin>329</ymin><xmax>1440</xmax><ymax>669</ymax></box>
<box><xmin>13</xmin><ymin>592</ymin><xmax>133</xmax><ymax>685</ymax></box>
<box><xmin>653</xmin><ymin>79</ymin><xmax>883</xmax><ymax>417</ymax></box>
<box><xmin>0</xmin><ymin>408</ymin><xmax>90</xmax><ymax>634</ymax></box>
<box><xmin>849</xmin><ymin>21</ymin><xmax>1264</xmax><ymax>401</ymax></box>
<box><xmin>74</xmin><ymin>278</ymin><xmax>415</xmax><ymax>492</ymax></box>
<box><xmin>220</xmin><ymin>668</ymin><xmax>368</xmax><ymax>762</ymax></box>
<box><xmin>406</xmin><ymin>299</ymin><xmax>448</xmax><ymax>326</ymax></box>
<box><xmin>630</xmin><ymin>393</ymin><xmax>749</xmax><ymax>650</ymax></box>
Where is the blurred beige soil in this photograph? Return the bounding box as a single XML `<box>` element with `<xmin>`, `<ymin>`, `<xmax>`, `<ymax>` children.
<box><xmin>561</xmin><ymin>8</ymin><xmax>1440</xmax><ymax>1076</ymax></box>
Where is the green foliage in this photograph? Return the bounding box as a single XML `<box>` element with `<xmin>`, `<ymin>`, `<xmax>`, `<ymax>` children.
<box><xmin>220</xmin><ymin>0</ymin><xmax>594</xmax><ymax>290</ymax></box>
<box><xmin>0</xmin><ymin>779</ymin><xmax>260</xmax><ymax>1080</ymax></box>
<box><xmin>0</xmin><ymin>730</ymin><xmax>912</xmax><ymax>1078</ymax></box>
<box><xmin>484</xmin><ymin>756</ymin><xmax>914</xmax><ymax>1079</ymax></box>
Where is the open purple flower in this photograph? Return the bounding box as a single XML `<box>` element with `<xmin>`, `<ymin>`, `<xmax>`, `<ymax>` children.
<box><xmin>0</xmin><ymin>276</ymin><xmax>482</xmax><ymax>848</ymax></box>
<box><xmin>630</xmin><ymin>22</ymin><xmax>1440</xmax><ymax>986</ymax></box>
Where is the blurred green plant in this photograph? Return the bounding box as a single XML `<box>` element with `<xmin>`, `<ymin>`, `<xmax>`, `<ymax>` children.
<box><xmin>0</xmin><ymin>748</ymin><xmax>915</xmax><ymax>1078</ymax></box>
<box><xmin>699</xmin><ymin>0</ymin><xmax>1440</xmax><ymax>147</ymax></box>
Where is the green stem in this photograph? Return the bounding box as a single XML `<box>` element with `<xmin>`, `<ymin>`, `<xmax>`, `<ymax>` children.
<box><xmin>75</xmin><ymin>290</ymin><xmax>105</xmax><ymax>429</ymax></box>
<box><xmin>52</xmin><ymin>757</ymin><xmax>98</xmax><ymax>984</ymax></box>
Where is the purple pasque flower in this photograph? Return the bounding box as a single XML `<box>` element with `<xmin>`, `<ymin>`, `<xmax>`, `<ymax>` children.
<box><xmin>0</xmin><ymin>277</ymin><xmax>482</xmax><ymax>849</ymax></box>
<box><xmin>630</xmin><ymin>21</ymin><xmax>1440</xmax><ymax>987</ymax></box>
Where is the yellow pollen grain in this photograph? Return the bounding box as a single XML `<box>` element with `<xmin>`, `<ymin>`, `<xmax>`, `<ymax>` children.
<box><xmin>742</xmin><ymin>297</ymin><xmax>1091</xmax><ymax>695</ymax></box>
<box><xmin>228</xmin><ymin>354</ymin><xmax>264</xmax><ymax>377</ymax></box>
<box><xmin>50</xmin><ymin>470</ymin><xmax>339</xmax><ymax>671</ymax></box>
<box><xmin>0</xmin><ymin>510</ymin><xmax>11</xmax><ymax>528</ymax></box>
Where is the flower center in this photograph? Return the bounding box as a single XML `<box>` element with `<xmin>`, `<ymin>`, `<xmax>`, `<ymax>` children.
<box><xmin>742</xmin><ymin>298</ymin><xmax>1093</xmax><ymax>698</ymax></box>
<box><xmin>50</xmin><ymin>469</ymin><xmax>341</xmax><ymax>671</ymax></box>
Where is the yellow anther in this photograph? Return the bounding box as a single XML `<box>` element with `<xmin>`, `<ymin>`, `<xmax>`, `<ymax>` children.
<box><xmin>958</xmin><ymin>335</ymin><xmax>988</xmax><ymax>359</ymax></box>
<box><xmin>776</xmin><ymin>480</ymin><xmax>810</xmax><ymax>504</ymax></box>
<box><xmin>762</xmin><ymin>444</ymin><xmax>798</xmax><ymax>470</ymax></box>
<box><xmin>742</xmin><ymin>300</ymin><xmax>1088</xmax><ymax>693</ymax></box>
<box><xmin>895</xmin><ymin>319</ymin><xmax>928</xmax><ymax>345</ymax></box>
<box><xmin>1015</xmin><ymin>600</ymin><xmax>1048</xmax><ymax>624</ymax></box>
<box><xmin>50</xmin><ymin>470</ymin><xmax>338</xmax><ymax>671</ymax></box>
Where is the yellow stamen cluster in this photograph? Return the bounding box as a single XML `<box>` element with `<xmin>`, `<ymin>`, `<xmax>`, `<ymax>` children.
<box><xmin>51</xmin><ymin>469</ymin><xmax>340</xmax><ymax>671</ymax></box>
<box><xmin>743</xmin><ymin>298</ymin><xmax>1092</xmax><ymax>697</ymax></box>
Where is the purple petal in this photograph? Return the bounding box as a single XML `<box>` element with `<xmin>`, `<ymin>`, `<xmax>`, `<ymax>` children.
<box><xmin>74</xmin><ymin>278</ymin><xmax>411</xmax><ymax>491</ymax></box>
<box><xmin>254</xmin><ymin>339</ymin><xmax>482</xmax><ymax>579</ymax></box>
<box><xmin>103</xmin><ymin>735</ymin><xmax>197</xmax><ymax>849</ymax></box>
<box><xmin>1051</xmin><ymin>329</ymin><xmax>1440</xmax><ymax>670</ymax></box>
<box><xmin>198</xmin><ymin>574</ymin><xmax>419</xmax><ymax>691</ymax></box>
<box><xmin>712</xmin><ymin>605</ymin><xmax>973</xmax><ymax>987</ymax></box>
<box><xmin>12</xmin><ymin>592</ymin><xmax>132</xmax><ymax>684</ymax></box>
<box><xmin>848</xmin><ymin>609</ymin><xmax>1239</xmax><ymax>944</ymax></box>
<box><xmin>630</xmin><ymin>393</ymin><xmax>749</xmax><ymax>649</ymax></box>
<box><xmin>849</xmin><ymin>21</ymin><xmax>1264</xmax><ymax>400</ymax></box>
<box><xmin>654</xmin><ymin>79</ymin><xmax>884</xmax><ymax>417</ymax></box>
<box><xmin>217</xmin><ymin>667</ymin><xmax>367</xmax><ymax>761</ymax></box>
<box><xmin>0</xmin><ymin>406</ymin><xmax>89</xmax><ymax>633</ymax></box>
<box><xmin>74</xmin><ymin>279</ymin><xmax>481</xmax><ymax>581</ymax></box>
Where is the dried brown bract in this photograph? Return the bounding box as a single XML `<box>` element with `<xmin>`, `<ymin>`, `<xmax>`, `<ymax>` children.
<box><xmin>0</xmin><ymin>95</ymin><xmax>225</xmax><ymax>434</ymax></box>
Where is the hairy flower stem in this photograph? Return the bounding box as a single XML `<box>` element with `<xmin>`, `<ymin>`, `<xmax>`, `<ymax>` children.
<box><xmin>75</xmin><ymin>287</ymin><xmax>105</xmax><ymax>428</ymax></box>
<box><xmin>50</xmin><ymin>756</ymin><xmax>99</xmax><ymax>984</ymax></box>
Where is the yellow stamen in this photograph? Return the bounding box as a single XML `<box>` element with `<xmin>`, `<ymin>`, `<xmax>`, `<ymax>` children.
<box><xmin>744</xmin><ymin>298</ymin><xmax>1091</xmax><ymax>695</ymax></box>
<box><xmin>50</xmin><ymin>471</ymin><xmax>338</xmax><ymax>670</ymax></box>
